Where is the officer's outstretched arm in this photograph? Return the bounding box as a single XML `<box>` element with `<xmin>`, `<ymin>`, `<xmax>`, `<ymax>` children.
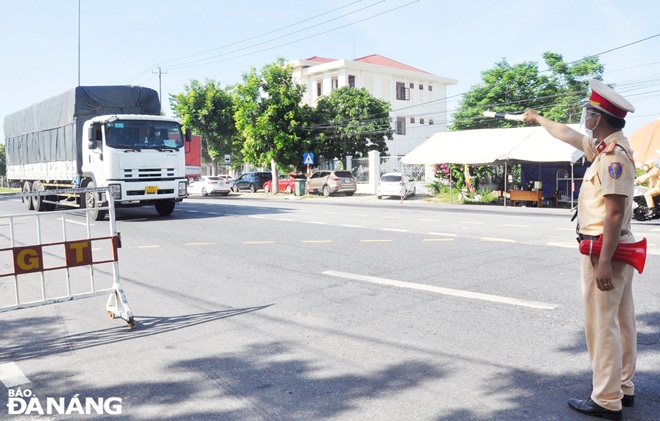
<box><xmin>523</xmin><ymin>110</ymin><xmax>584</xmax><ymax>152</ymax></box>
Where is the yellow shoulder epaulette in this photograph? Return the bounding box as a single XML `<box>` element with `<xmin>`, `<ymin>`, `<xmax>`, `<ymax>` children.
<box><xmin>604</xmin><ymin>141</ymin><xmax>618</xmax><ymax>154</ymax></box>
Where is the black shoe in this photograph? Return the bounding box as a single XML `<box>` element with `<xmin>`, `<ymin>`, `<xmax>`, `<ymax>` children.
<box><xmin>621</xmin><ymin>394</ymin><xmax>634</xmax><ymax>407</ymax></box>
<box><xmin>568</xmin><ymin>397</ymin><xmax>622</xmax><ymax>420</ymax></box>
<box><xmin>645</xmin><ymin>208</ymin><xmax>656</xmax><ymax>219</ymax></box>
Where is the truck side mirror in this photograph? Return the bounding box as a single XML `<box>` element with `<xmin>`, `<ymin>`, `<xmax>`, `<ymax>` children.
<box><xmin>185</xmin><ymin>128</ymin><xmax>192</xmax><ymax>142</ymax></box>
<box><xmin>88</xmin><ymin>126</ymin><xmax>97</xmax><ymax>141</ymax></box>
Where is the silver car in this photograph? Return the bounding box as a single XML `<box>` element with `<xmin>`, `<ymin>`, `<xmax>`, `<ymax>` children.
<box><xmin>308</xmin><ymin>170</ymin><xmax>357</xmax><ymax>196</ymax></box>
<box><xmin>377</xmin><ymin>172</ymin><xmax>416</xmax><ymax>199</ymax></box>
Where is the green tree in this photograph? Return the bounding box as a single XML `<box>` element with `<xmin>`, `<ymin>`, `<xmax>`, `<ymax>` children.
<box><xmin>233</xmin><ymin>57</ymin><xmax>313</xmax><ymax>172</ymax></box>
<box><xmin>170</xmin><ymin>79</ymin><xmax>238</xmax><ymax>175</ymax></box>
<box><xmin>312</xmin><ymin>87</ymin><xmax>391</xmax><ymax>161</ymax></box>
<box><xmin>451</xmin><ymin>52</ymin><xmax>602</xmax><ymax>130</ymax></box>
<box><xmin>0</xmin><ymin>144</ymin><xmax>5</xmax><ymax>176</ymax></box>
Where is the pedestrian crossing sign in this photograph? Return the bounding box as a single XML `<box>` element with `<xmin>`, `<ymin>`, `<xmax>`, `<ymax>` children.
<box><xmin>303</xmin><ymin>153</ymin><xmax>314</xmax><ymax>165</ymax></box>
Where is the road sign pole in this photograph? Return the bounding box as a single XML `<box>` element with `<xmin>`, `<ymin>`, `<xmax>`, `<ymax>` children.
<box><xmin>306</xmin><ymin>164</ymin><xmax>310</xmax><ymax>195</ymax></box>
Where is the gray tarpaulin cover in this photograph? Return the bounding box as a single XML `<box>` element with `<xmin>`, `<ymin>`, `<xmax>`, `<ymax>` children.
<box><xmin>3</xmin><ymin>86</ymin><xmax>160</xmax><ymax>171</ymax></box>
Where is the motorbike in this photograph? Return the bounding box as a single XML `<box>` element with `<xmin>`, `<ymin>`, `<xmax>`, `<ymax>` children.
<box><xmin>632</xmin><ymin>185</ymin><xmax>660</xmax><ymax>221</ymax></box>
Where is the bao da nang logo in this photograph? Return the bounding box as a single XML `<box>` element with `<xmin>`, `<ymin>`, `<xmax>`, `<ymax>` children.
<box><xmin>6</xmin><ymin>388</ymin><xmax>122</xmax><ymax>416</ymax></box>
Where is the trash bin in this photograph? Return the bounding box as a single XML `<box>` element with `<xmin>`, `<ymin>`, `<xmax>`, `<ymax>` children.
<box><xmin>294</xmin><ymin>179</ymin><xmax>306</xmax><ymax>196</ymax></box>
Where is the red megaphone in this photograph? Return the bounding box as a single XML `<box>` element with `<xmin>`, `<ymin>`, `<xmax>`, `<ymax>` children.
<box><xmin>579</xmin><ymin>236</ymin><xmax>647</xmax><ymax>274</ymax></box>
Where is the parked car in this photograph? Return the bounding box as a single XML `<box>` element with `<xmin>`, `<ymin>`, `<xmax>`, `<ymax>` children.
<box><xmin>263</xmin><ymin>173</ymin><xmax>306</xmax><ymax>194</ymax></box>
<box><xmin>231</xmin><ymin>172</ymin><xmax>272</xmax><ymax>192</ymax></box>
<box><xmin>187</xmin><ymin>176</ymin><xmax>231</xmax><ymax>196</ymax></box>
<box><xmin>377</xmin><ymin>172</ymin><xmax>416</xmax><ymax>200</ymax></box>
<box><xmin>308</xmin><ymin>170</ymin><xmax>357</xmax><ymax>196</ymax></box>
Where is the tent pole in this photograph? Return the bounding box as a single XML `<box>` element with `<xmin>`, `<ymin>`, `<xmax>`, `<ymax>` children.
<box><xmin>504</xmin><ymin>161</ymin><xmax>508</xmax><ymax>207</ymax></box>
<box><xmin>571</xmin><ymin>162</ymin><xmax>575</xmax><ymax>208</ymax></box>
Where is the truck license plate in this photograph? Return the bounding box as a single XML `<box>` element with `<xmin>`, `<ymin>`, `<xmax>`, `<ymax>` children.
<box><xmin>145</xmin><ymin>186</ymin><xmax>158</xmax><ymax>194</ymax></box>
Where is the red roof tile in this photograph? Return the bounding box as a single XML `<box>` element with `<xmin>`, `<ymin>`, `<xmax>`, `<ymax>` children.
<box><xmin>354</xmin><ymin>54</ymin><xmax>430</xmax><ymax>74</ymax></box>
<box><xmin>304</xmin><ymin>54</ymin><xmax>430</xmax><ymax>74</ymax></box>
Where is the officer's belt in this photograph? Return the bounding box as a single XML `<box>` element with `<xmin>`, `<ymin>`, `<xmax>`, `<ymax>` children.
<box><xmin>577</xmin><ymin>229</ymin><xmax>632</xmax><ymax>243</ymax></box>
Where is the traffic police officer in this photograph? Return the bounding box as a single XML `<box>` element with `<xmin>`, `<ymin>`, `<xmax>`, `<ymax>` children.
<box><xmin>523</xmin><ymin>79</ymin><xmax>636</xmax><ymax>420</ymax></box>
<box><xmin>634</xmin><ymin>161</ymin><xmax>660</xmax><ymax>217</ymax></box>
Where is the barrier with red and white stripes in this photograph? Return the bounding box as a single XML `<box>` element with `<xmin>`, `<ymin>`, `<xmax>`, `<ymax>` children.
<box><xmin>0</xmin><ymin>188</ymin><xmax>134</xmax><ymax>328</ymax></box>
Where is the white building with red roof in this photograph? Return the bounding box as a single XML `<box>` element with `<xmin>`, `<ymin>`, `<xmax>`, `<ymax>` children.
<box><xmin>289</xmin><ymin>54</ymin><xmax>457</xmax><ymax>157</ymax></box>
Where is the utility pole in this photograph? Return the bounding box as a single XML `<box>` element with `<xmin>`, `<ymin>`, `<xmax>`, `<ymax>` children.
<box><xmin>77</xmin><ymin>0</ymin><xmax>81</xmax><ymax>86</ymax></box>
<box><xmin>152</xmin><ymin>66</ymin><xmax>167</xmax><ymax>113</ymax></box>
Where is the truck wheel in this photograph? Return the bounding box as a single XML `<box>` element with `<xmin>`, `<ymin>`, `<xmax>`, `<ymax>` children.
<box><xmin>32</xmin><ymin>181</ymin><xmax>54</xmax><ymax>211</ymax></box>
<box><xmin>84</xmin><ymin>181</ymin><xmax>107</xmax><ymax>221</ymax></box>
<box><xmin>23</xmin><ymin>181</ymin><xmax>35</xmax><ymax>211</ymax></box>
<box><xmin>155</xmin><ymin>200</ymin><xmax>176</xmax><ymax>216</ymax></box>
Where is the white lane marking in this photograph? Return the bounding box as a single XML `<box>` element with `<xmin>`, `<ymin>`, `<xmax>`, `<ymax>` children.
<box><xmin>277</xmin><ymin>218</ymin><xmax>296</xmax><ymax>222</ymax></box>
<box><xmin>248</xmin><ymin>215</ymin><xmax>267</xmax><ymax>219</ymax></box>
<box><xmin>481</xmin><ymin>237</ymin><xmax>516</xmax><ymax>243</ymax></box>
<box><xmin>58</xmin><ymin>218</ymin><xmax>89</xmax><ymax>226</ymax></box>
<box><xmin>461</xmin><ymin>221</ymin><xmax>484</xmax><ymax>225</ymax></box>
<box><xmin>0</xmin><ymin>362</ymin><xmax>30</xmax><ymax>388</ymax></box>
<box><xmin>323</xmin><ymin>271</ymin><xmax>559</xmax><ymax>310</ymax></box>
<box><xmin>381</xmin><ymin>228</ymin><xmax>408</xmax><ymax>232</ymax></box>
<box><xmin>342</xmin><ymin>224</ymin><xmax>363</xmax><ymax>228</ymax></box>
<box><xmin>306</xmin><ymin>221</ymin><xmax>328</xmax><ymax>225</ymax></box>
<box><xmin>548</xmin><ymin>242</ymin><xmax>578</xmax><ymax>248</ymax></box>
<box><xmin>428</xmin><ymin>232</ymin><xmax>457</xmax><ymax>237</ymax></box>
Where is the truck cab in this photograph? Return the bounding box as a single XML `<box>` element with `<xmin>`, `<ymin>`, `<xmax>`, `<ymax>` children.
<box><xmin>83</xmin><ymin>115</ymin><xmax>189</xmax><ymax>218</ymax></box>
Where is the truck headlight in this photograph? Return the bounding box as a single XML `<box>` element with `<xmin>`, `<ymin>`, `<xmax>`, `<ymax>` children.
<box><xmin>108</xmin><ymin>184</ymin><xmax>122</xmax><ymax>200</ymax></box>
<box><xmin>178</xmin><ymin>181</ymin><xmax>187</xmax><ymax>197</ymax></box>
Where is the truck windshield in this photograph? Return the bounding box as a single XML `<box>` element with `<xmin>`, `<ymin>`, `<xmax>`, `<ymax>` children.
<box><xmin>105</xmin><ymin>120</ymin><xmax>184</xmax><ymax>150</ymax></box>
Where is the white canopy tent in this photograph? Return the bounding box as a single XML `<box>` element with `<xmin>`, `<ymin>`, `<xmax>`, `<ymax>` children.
<box><xmin>402</xmin><ymin>125</ymin><xmax>583</xmax><ymax>165</ymax></box>
<box><xmin>402</xmin><ymin>125</ymin><xmax>585</xmax><ymax>206</ymax></box>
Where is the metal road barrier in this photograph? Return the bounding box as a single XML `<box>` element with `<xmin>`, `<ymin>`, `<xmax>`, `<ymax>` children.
<box><xmin>0</xmin><ymin>188</ymin><xmax>135</xmax><ymax>329</ymax></box>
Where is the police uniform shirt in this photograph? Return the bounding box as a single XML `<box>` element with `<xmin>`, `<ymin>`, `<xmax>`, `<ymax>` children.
<box><xmin>578</xmin><ymin>132</ymin><xmax>635</xmax><ymax>236</ymax></box>
<box><xmin>638</xmin><ymin>166</ymin><xmax>660</xmax><ymax>188</ymax></box>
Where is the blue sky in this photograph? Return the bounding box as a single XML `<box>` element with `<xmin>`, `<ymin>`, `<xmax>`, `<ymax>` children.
<box><xmin>1</xmin><ymin>0</ymin><xmax>658</xmax><ymax>138</ymax></box>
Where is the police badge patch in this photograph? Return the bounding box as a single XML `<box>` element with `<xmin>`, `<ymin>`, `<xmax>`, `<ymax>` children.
<box><xmin>608</xmin><ymin>162</ymin><xmax>622</xmax><ymax>179</ymax></box>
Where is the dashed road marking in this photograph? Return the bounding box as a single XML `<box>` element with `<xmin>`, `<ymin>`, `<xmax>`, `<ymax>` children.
<box><xmin>323</xmin><ymin>271</ymin><xmax>559</xmax><ymax>310</ymax></box>
<box><xmin>481</xmin><ymin>237</ymin><xmax>516</xmax><ymax>243</ymax></box>
<box><xmin>428</xmin><ymin>232</ymin><xmax>457</xmax><ymax>237</ymax></box>
<box><xmin>0</xmin><ymin>362</ymin><xmax>30</xmax><ymax>388</ymax></box>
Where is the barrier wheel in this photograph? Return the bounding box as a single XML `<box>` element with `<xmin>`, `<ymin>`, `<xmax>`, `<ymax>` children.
<box><xmin>128</xmin><ymin>320</ymin><xmax>136</xmax><ymax>329</ymax></box>
<box><xmin>107</xmin><ymin>311</ymin><xmax>115</xmax><ymax>319</ymax></box>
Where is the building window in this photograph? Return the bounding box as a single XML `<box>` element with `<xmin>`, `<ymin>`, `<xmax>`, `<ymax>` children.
<box><xmin>429</xmin><ymin>119</ymin><xmax>434</xmax><ymax>125</ymax></box>
<box><xmin>409</xmin><ymin>82</ymin><xmax>414</xmax><ymax>89</ymax></box>
<box><xmin>316</xmin><ymin>82</ymin><xmax>322</xmax><ymax>96</ymax></box>
<box><xmin>428</xmin><ymin>85</ymin><xmax>433</xmax><ymax>91</ymax></box>
<box><xmin>419</xmin><ymin>84</ymin><xmax>423</xmax><ymax>90</ymax></box>
<box><xmin>331</xmin><ymin>77</ymin><xmax>338</xmax><ymax>90</ymax></box>
<box><xmin>420</xmin><ymin>118</ymin><xmax>425</xmax><ymax>124</ymax></box>
<box><xmin>396</xmin><ymin>117</ymin><xmax>406</xmax><ymax>135</ymax></box>
<box><xmin>396</xmin><ymin>82</ymin><xmax>410</xmax><ymax>101</ymax></box>
<box><xmin>410</xmin><ymin>117</ymin><xmax>415</xmax><ymax>124</ymax></box>
<box><xmin>348</xmin><ymin>75</ymin><xmax>355</xmax><ymax>88</ymax></box>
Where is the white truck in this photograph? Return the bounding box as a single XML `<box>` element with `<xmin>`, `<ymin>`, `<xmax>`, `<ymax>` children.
<box><xmin>3</xmin><ymin>85</ymin><xmax>190</xmax><ymax>220</ymax></box>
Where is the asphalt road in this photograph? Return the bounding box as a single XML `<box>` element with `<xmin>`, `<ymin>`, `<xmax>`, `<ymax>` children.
<box><xmin>0</xmin><ymin>192</ymin><xmax>658</xmax><ymax>420</ymax></box>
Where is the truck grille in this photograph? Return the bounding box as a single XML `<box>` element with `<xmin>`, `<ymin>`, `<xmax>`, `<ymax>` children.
<box><xmin>123</xmin><ymin>168</ymin><xmax>176</xmax><ymax>178</ymax></box>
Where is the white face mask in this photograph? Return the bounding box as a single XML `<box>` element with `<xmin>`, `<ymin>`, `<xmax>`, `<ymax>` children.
<box><xmin>579</xmin><ymin>108</ymin><xmax>600</xmax><ymax>139</ymax></box>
